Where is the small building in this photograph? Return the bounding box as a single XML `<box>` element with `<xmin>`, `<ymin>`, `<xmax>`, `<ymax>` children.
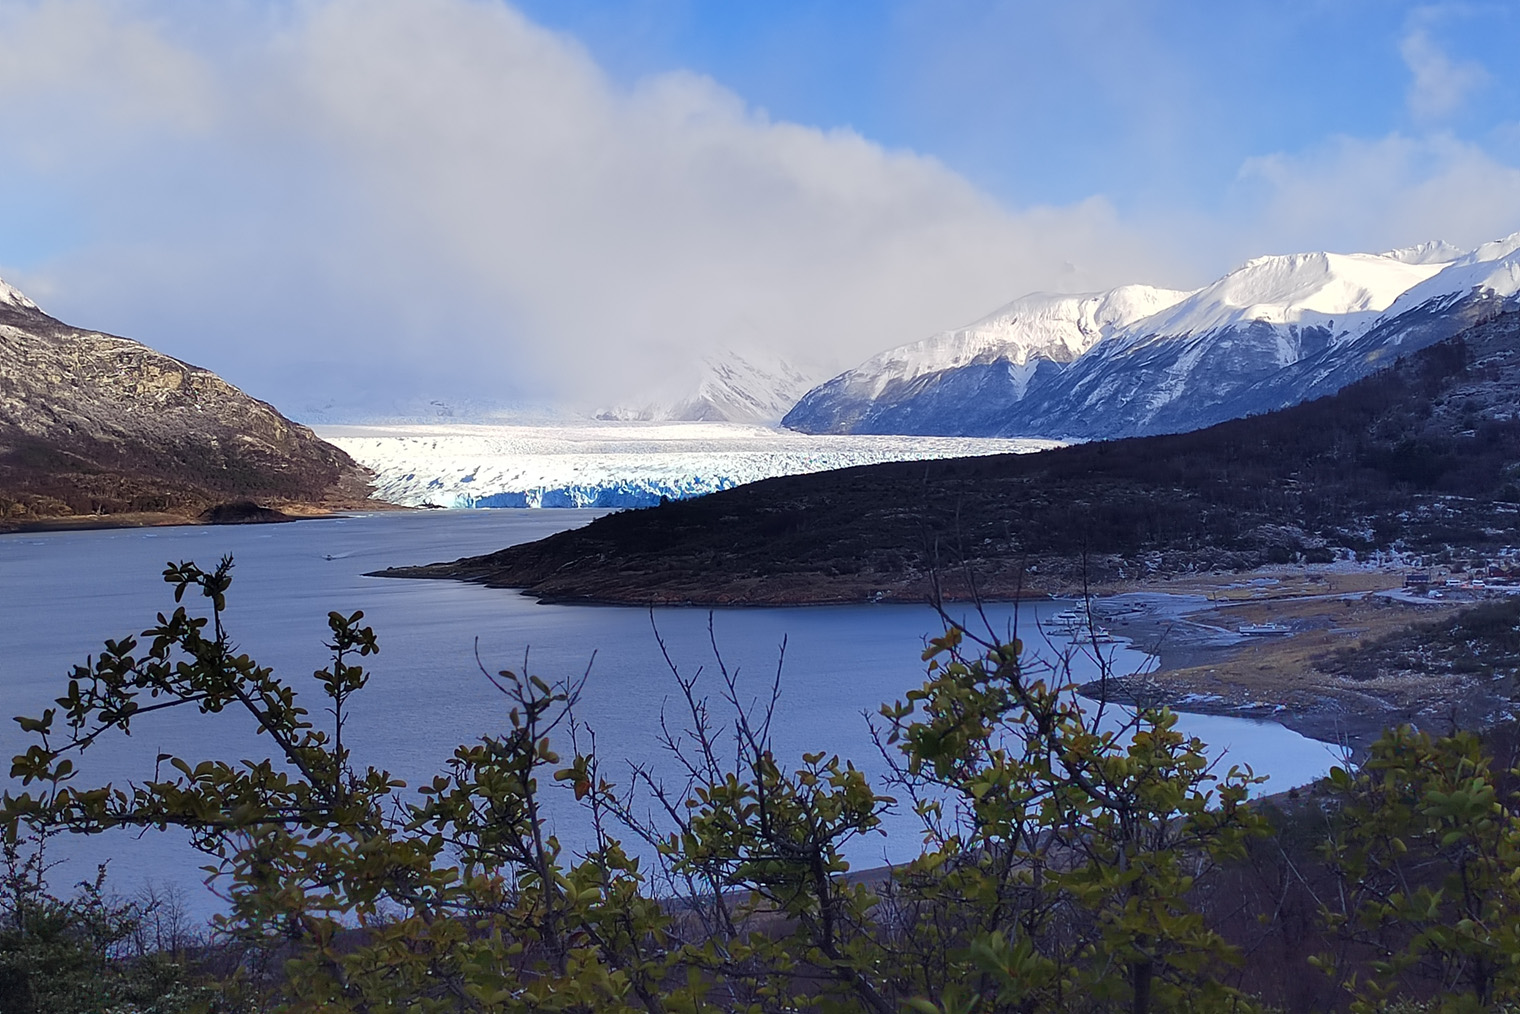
<box><xmin>1403</xmin><ymin>571</ymin><xmax>1432</xmax><ymax>592</ymax></box>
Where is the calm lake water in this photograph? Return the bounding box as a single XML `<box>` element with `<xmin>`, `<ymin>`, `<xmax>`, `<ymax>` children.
<box><xmin>1</xmin><ymin>510</ymin><xmax>1339</xmax><ymax>919</ymax></box>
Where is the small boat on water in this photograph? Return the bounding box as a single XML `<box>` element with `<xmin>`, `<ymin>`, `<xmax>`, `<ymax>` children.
<box><xmin>1047</xmin><ymin>609</ymin><xmax>1090</xmax><ymax>628</ymax></box>
<box><xmin>1238</xmin><ymin>622</ymin><xmax>1291</xmax><ymax>636</ymax></box>
<box><xmin>1069</xmin><ymin>626</ymin><xmax>1120</xmax><ymax>644</ymax></box>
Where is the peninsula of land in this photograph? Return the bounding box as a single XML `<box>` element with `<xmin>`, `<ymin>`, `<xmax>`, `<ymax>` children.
<box><xmin>380</xmin><ymin>312</ymin><xmax>1520</xmax><ymax>749</ymax></box>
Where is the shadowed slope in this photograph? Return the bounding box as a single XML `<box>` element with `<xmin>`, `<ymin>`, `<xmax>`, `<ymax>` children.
<box><xmin>0</xmin><ymin>297</ymin><xmax>372</xmax><ymax>525</ymax></box>
<box><xmin>380</xmin><ymin>313</ymin><xmax>1520</xmax><ymax>604</ymax></box>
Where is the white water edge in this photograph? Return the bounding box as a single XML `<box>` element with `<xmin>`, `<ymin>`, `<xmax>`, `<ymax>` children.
<box><xmin>318</xmin><ymin>420</ymin><xmax>1061</xmax><ymax>508</ymax></box>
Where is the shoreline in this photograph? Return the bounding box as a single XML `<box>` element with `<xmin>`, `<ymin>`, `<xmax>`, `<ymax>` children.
<box><xmin>12</xmin><ymin>502</ymin><xmax>1505</xmax><ymax>754</ymax></box>
<box><xmin>367</xmin><ymin>515</ymin><xmax>1508</xmax><ymax>753</ymax></box>
<box><xmin>383</xmin><ymin>531</ymin><xmax>1489</xmax><ymax>751</ymax></box>
<box><xmin>408</xmin><ymin>547</ymin><xmax>1502</xmax><ymax>753</ymax></box>
<box><xmin>0</xmin><ymin>499</ymin><xmax>410</xmax><ymax>536</ymax></box>
<box><xmin>1066</xmin><ymin>570</ymin><xmax>1502</xmax><ymax>753</ymax></box>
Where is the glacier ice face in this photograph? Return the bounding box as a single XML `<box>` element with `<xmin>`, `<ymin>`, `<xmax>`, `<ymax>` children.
<box><xmin>320</xmin><ymin>421</ymin><xmax>1060</xmax><ymax>509</ymax></box>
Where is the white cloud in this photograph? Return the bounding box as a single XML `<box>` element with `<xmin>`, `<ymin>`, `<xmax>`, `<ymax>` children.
<box><xmin>1235</xmin><ymin>132</ymin><xmax>1520</xmax><ymax>255</ymax></box>
<box><xmin>1400</xmin><ymin>23</ymin><xmax>1487</xmax><ymax>122</ymax></box>
<box><xmin>0</xmin><ymin>0</ymin><xmax>1176</xmax><ymax>413</ymax></box>
<box><xmin>0</xmin><ymin>0</ymin><xmax>215</xmax><ymax>164</ymax></box>
<box><xmin>3</xmin><ymin>0</ymin><xmax>1519</xmax><ymax>419</ymax></box>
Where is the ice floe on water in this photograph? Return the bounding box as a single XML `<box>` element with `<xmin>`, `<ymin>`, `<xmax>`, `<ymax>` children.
<box><xmin>319</xmin><ymin>421</ymin><xmax>1061</xmax><ymax>508</ymax></box>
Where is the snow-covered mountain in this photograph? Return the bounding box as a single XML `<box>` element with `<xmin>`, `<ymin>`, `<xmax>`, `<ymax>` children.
<box><xmin>0</xmin><ymin>277</ymin><xmax>39</xmax><ymax>310</ymax></box>
<box><xmin>1008</xmin><ymin>248</ymin><xmax>1454</xmax><ymax>438</ymax></box>
<box><xmin>1384</xmin><ymin>232</ymin><xmax>1520</xmax><ymax>315</ymax></box>
<box><xmin>1121</xmin><ymin>249</ymin><xmax>1443</xmax><ymax>338</ymax></box>
<box><xmin>597</xmin><ymin>350</ymin><xmax>822</xmax><ymax>425</ymax></box>
<box><xmin>1200</xmin><ymin>235</ymin><xmax>1520</xmax><ymax>417</ymax></box>
<box><xmin>783</xmin><ymin>232</ymin><xmax>1520</xmax><ymax>439</ymax></box>
<box><xmin>781</xmin><ymin>286</ymin><xmax>1189</xmax><ymax>434</ymax></box>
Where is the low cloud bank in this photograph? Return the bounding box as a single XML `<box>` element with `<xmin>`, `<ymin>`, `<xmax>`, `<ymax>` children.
<box><xmin>0</xmin><ymin>0</ymin><xmax>1517</xmax><ymax>417</ymax></box>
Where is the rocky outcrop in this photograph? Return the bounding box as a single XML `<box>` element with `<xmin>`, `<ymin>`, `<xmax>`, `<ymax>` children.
<box><xmin>0</xmin><ymin>289</ymin><xmax>372</xmax><ymax>524</ymax></box>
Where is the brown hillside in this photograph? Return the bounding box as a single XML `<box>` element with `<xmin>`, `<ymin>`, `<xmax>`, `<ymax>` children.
<box><xmin>0</xmin><ymin>298</ymin><xmax>373</xmax><ymax>526</ymax></box>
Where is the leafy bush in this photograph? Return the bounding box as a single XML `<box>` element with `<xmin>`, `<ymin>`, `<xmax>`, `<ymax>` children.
<box><xmin>1318</xmin><ymin>726</ymin><xmax>1520</xmax><ymax>1012</ymax></box>
<box><xmin>0</xmin><ymin>838</ymin><xmax>218</xmax><ymax>1014</ymax></box>
<box><xmin>9</xmin><ymin>559</ymin><xmax>1520</xmax><ymax>1012</ymax></box>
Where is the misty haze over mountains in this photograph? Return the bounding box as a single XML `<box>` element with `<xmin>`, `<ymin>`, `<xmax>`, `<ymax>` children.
<box><xmin>546</xmin><ymin>231</ymin><xmax>1520</xmax><ymax>442</ymax></box>
<box><xmin>5</xmin><ymin>228</ymin><xmax>1520</xmax><ymax>523</ymax></box>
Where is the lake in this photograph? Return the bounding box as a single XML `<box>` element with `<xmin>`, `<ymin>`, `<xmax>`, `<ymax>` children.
<box><xmin>0</xmin><ymin>510</ymin><xmax>1340</xmax><ymax>920</ymax></box>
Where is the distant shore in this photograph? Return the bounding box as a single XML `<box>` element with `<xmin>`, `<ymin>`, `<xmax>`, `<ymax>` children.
<box><xmin>11</xmin><ymin>499</ymin><xmax>1503</xmax><ymax>755</ymax></box>
<box><xmin>0</xmin><ymin>499</ymin><xmax>408</xmax><ymax>536</ymax></box>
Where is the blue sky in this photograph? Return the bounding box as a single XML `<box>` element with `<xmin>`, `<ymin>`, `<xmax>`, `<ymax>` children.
<box><xmin>1</xmin><ymin>1</ymin><xmax>1518</xmax><ymax>415</ymax></box>
<box><xmin>514</xmin><ymin>1</ymin><xmax>1520</xmax><ymax>211</ymax></box>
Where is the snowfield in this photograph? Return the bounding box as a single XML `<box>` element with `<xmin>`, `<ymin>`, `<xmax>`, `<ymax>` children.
<box><xmin>320</xmin><ymin>422</ymin><xmax>1060</xmax><ymax>508</ymax></box>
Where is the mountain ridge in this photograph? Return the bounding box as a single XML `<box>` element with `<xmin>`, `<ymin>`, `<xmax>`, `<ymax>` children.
<box><xmin>781</xmin><ymin>285</ymin><xmax>1191</xmax><ymax>434</ymax></box>
<box><xmin>784</xmin><ymin>232</ymin><xmax>1520</xmax><ymax>440</ymax></box>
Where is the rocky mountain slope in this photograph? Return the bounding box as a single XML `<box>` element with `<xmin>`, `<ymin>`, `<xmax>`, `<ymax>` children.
<box><xmin>781</xmin><ymin>285</ymin><xmax>1190</xmax><ymax>434</ymax></box>
<box><xmin>384</xmin><ymin>310</ymin><xmax>1520</xmax><ymax>604</ymax></box>
<box><xmin>0</xmin><ymin>281</ymin><xmax>371</xmax><ymax>524</ymax></box>
<box><xmin>784</xmin><ymin>234</ymin><xmax>1519</xmax><ymax>440</ymax></box>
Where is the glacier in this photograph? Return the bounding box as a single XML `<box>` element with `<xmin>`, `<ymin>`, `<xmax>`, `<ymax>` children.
<box><xmin>319</xmin><ymin>421</ymin><xmax>1059</xmax><ymax>509</ymax></box>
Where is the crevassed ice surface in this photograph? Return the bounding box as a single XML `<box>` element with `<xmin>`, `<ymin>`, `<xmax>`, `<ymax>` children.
<box><xmin>320</xmin><ymin>421</ymin><xmax>1061</xmax><ymax>508</ymax></box>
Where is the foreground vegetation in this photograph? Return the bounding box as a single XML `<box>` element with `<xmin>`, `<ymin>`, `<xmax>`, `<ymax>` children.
<box><xmin>8</xmin><ymin>561</ymin><xmax>1520</xmax><ymax>1012</ymax></box>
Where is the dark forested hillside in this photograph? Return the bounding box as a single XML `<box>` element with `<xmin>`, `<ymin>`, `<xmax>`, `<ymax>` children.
<box><xmin>385</xmin><ymin>312</ymin><xmax>1520</xmax><ymax>603</ymax></box>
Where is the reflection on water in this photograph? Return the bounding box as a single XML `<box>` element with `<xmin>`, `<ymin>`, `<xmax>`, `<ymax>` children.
<box><xmin>0</xmin><ymin>510</ymin><xmax>1338</xmax><ymax>919</ymax></box>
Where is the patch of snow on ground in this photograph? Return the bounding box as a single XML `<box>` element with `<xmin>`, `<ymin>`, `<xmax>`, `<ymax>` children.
<box><xmin>320</xmin><ymin>422</ymin><xmax>1061</xmax><ymax>509</ymax></box>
